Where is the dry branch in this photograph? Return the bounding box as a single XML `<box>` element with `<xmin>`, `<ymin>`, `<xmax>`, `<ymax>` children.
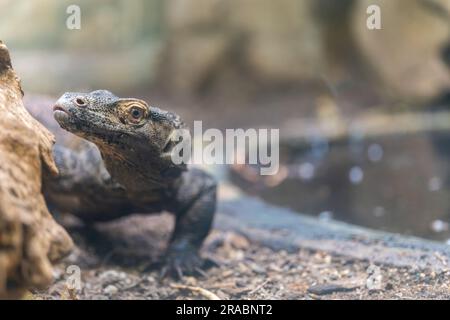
<box><xmin>170</xmin><ymin>283</ymin><xmax>221</xmax><ymax>300</ymax></box>
<box><xmin>0</xmin><ymin>41</ymin><xmax>73</xmax><ymax>299</ymax></box>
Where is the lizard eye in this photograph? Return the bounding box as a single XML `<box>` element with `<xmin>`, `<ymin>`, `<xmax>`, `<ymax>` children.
<box><xmin>127</xmin><ymin>106</ymin><xmax>146</xmax><ymax>123</ymax></box>
<box><xmin>74</xmin><ymin>96</ymin><xmax>87</xmax><ymax>107</ymax></box>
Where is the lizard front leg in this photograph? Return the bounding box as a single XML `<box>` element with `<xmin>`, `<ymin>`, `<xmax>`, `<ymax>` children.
<box><xmin>44</xmin><ymin>143</ymin><xmax>134</xmax><ymax>222</ymax></box>
<box><xmin>163</xmin><ymin>168</ymin><xmax>217</xmax><ymax>278</ymax></box>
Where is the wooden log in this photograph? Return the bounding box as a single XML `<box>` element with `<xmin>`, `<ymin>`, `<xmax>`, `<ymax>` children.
<box><xmin>0</xmin><ymin>41</ymin><xmax>73</xmax><ymax>299</ymax></box>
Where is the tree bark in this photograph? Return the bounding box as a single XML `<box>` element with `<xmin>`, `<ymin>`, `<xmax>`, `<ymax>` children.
<box><xmin>0</xmin><ymin>41</ymin><xmax>73</xmax><ymax>299</ymax></box>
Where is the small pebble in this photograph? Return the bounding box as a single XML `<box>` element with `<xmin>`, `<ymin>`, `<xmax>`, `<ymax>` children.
<box><xmin>307</xmin><ymin>284</ymin><xmax>356</xmax><ymax>295</ymax></box>
<box><xmin>103</xmin><ymin>285</ymin><xmax>118</xmax><ymax>295</ymax></box>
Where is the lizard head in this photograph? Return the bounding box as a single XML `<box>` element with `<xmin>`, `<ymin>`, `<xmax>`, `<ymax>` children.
<box><xmin>53</xmin><ymin>90</ymin><xmax>184</xmax><ymax>166</ymax></box>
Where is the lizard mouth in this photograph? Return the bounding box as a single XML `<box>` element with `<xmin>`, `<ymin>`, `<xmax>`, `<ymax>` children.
<box><xmin>53</xmin><ymin>104</ymin><xmax>67</xmax><ymax>113</ymax></box>
<box><xmin>53</xmin><ymin>104</ymin><xmax>71</xmax><ymax>123</ymax></box>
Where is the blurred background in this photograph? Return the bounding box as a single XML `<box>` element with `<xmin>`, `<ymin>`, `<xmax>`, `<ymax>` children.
<box><xmin>1</xmin><ymin>0</ymin><xmax>450</xmax><ymax>240</ymax></box>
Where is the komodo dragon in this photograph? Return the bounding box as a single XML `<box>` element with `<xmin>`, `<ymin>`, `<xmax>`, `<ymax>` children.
<box><xmin>33</xmin><ymin>90</ymin><xmax>217</xmax><ymax>278</ymax></box>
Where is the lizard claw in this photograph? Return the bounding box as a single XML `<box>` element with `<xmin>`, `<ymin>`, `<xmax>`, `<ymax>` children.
<box><xmin>158</xmin><ymin>245</ymin><xmax>221</xmax><ymax>280</ymax></box>
<box><xmin>141</xmin><ymin>253</ymin><xmax>216</xmax><ymax>280</ymax></box>
<box><xmin>160</xmin><ymin>250</ymin><xmax>204</xmax><ymax>279</ymax></box>
<box><xmin>147</xmin><ymin>254</ymin><xmax>220</xmax><ymax>280</ymax></box>
<box><xmin>159</xmin><ymin>265</ymin><xmax>183</xmax><ymax>280</ymax></box>
<box><xmin>160</xmin><ymin>257</ymin><xmax>220</xmax><ymax>280</ymax></box>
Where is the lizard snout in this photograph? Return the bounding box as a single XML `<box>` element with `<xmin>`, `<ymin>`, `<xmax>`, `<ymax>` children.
<box><xmin>53</xmin><ymin>103</ymin><xmax>68</xmax><ymax>114</ymax></box>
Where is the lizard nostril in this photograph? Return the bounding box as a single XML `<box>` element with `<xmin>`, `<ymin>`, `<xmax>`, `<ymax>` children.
<box><xmin>74</xmin><ymin>97</ymin><xmax>87</xmax><ymax>107</ymax></box>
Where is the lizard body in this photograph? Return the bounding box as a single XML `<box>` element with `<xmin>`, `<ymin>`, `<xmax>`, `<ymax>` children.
<box><xmin>43</xmin><ymin>90</ymin><xmax>216</xmax><ymax>276</ymax></box>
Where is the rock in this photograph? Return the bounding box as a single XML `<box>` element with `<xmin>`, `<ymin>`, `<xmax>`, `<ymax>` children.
<box><xmin>0</xmin><ymin>41</ymin><xmax>73</xmax><ymax>299</ymax></box>
<box><xmin>226</xmin><ymin>232</ymin><xmax>250</xmax><ymax>250</ymax></box>
<box><xmin>160</xmin><ymin>0</ymin><xmax>324</xmax><ymax>93</ymax></box>
<box><xmin>352</xmin><ymin>0</ymin><xmax>450</xmax><ymax>103</ymax></box>
<box><xmin>250</xmin><ymin>263</ymin><xmax>266</xmax><ymax>274</ymax></box>
<box><xmin>165</xmin><ymin>0</ymin><xmax>224</xmax><ymax>31</ymax></box>
<box><xmin>99</xmin><ymin>270</ymin><xmax>124</xmax><ymax>282</ymax></box>
<box><xmin>231</xmin><ymin>0</ymin><xmax>324</xmax><ymax>83</ymax></box>
<box><xmin>307</xmin><ymin>283</ymin><xmax>357</xmax><ymax>295</ymax></box>
<box><xmin>160</xmin><ymin>34</ymin><xmax>229</xmax><ymax>93</ymax></box>
<box><xmin>366</xmin><ymin>265</ymin><xmax>383</xmax><ymax>291</ymax></box>
<box><xmin>103</xmin><ymin>285</ymin><xmax>119</xmax><ymax>296</ymax></box>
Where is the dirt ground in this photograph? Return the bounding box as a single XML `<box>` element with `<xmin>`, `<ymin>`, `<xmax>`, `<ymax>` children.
<box><xmin>31</xmin><ymin>215</ymin><xmax>450</xmax><ymax>300</ymax></box>
<box><xmin>23</xmin><ymin>93</ymin><xmax>450</xmax><ymax>300</ymax></box>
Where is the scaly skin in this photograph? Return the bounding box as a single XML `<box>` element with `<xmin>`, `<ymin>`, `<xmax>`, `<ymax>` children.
<box><xmin>44</xmin><ymin>90</ymin><xmax>217</xmax><ymax>277</ymax></box>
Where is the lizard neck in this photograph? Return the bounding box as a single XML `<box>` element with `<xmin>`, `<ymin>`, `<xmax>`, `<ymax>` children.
<box><xmin>100</xmin><ymin>146</ymin><xmax>182</xmax><ymax>195</ymax></box>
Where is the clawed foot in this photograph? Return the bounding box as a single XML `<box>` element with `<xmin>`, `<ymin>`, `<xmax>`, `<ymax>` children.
<box><xmin>159</xmin><ymin>246</ymin><xmax>219</xmax><ymax>279</ymax></box>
